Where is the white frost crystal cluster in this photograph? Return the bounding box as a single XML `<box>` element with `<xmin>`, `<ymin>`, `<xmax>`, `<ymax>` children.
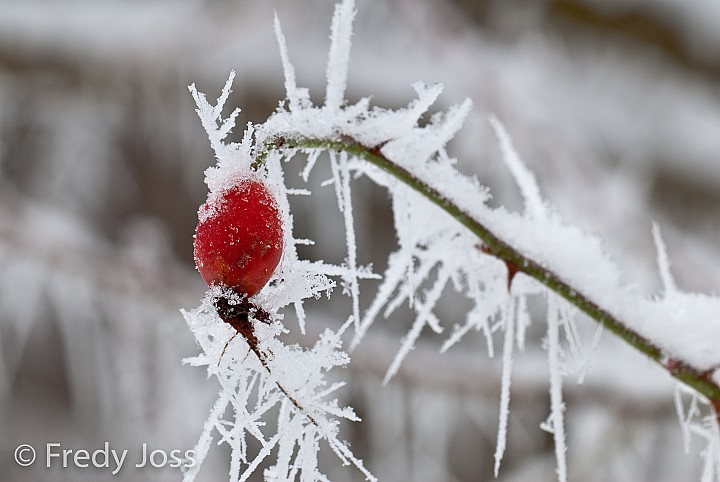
<box><xmin>183</xmin><ymin>1</ymin><xmax>720</xmax><ymax>481</ymax></box>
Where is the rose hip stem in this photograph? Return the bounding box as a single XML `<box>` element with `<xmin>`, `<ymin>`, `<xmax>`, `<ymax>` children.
<box><xmin>213</xmin><ymin>295</ymin><xmax>319</xmax><ymax>426</ymax></box>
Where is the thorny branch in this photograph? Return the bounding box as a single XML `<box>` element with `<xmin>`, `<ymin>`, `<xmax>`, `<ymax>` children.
<box><xmin>255</xmin><ymin>134</ymin><xmax>720</xmax><ymax>417</ymax></box>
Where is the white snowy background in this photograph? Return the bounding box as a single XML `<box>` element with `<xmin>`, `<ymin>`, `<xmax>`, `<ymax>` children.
<box><xmin>1</xmin><ymin>1</ymin><xmax>720</xmax><ymax>481</ymax></box>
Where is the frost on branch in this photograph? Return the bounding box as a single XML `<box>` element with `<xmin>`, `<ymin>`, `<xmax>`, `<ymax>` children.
<box><xmin>182</xmin><ymin>288</ymin><xmax>374</xmax><ymax>482</ymax></box>
<box><xmin>675</xmin><ymin>385</ymin><xmax>720</xmax><ymax>482</ymax></box>
<box><xmin>184</xmin><ymin>0</ymin><xmax>720</xmax><ymax>480</ymax></box>
<box><xmin>183</xmin><ymin>4</ymin><xmax>379</xmax><ymax>477</ymax></box>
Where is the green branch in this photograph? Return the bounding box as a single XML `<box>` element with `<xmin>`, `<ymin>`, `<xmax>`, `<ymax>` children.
<box><xmin>256</xmin><ymin>135</ymin><xmax>720</xmax><ymax>405</ymax></box>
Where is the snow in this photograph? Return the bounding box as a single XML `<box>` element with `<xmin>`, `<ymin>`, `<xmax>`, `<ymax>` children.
<box><xmin>184</xmin><ymin>4</ymin><xmax>382</xmax><ymax>479</ymax></box>
<box><xmin>3</xmin><ymin>0</ymin><xmax>720</xmax><ymax>480</ymax></box>
<box><xmin>184</xmin><ymin>0</ymin><xmax>720</xmax><ymax>479</ymax></box>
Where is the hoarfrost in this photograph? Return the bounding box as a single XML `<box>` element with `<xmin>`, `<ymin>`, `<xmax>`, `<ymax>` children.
<box><xmin>182</xmin><ymin>289</ymin><xmax>375</xmax><ymax>482</ymax></box>
<box><xmin>545</xmin><ymin>294</ymin><xmax>569</xmax><ymax>482</ymax></box>
<box><xmin>493</xmin><ymin>297</ymin><xmax>516</xmax><ymax>477</ymax></box>
<box><xmin>184</xmin><ymin>0</ymin><xmax>720</xmax><ymax>479</ymax></box>
<box><xmin>324</xmin><ymin>0</ymin><xmax>355</xmax><ymax>113</ymax></box>
<box><xmin>489</xmin><ymin>115</ymin><xmax>546</xmax><ymax>220</ymax></box>
<box><xmin>653</xmin><ymin>222</ymin><xmax>677</xmax><ymax>295</ymax></box>
<box><xmin>674</xmin><ymin>385</ymin><xmax>720</xmax><ymax>482</ymax></box>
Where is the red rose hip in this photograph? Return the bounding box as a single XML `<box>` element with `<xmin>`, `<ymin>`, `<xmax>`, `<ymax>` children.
<box><xmin>194</xmin><ymin>177</ymin><xmax>283</xmax><ymax>297</ymax></box>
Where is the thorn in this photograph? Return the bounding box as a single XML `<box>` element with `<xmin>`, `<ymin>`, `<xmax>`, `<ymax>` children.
<box><xmin>477</xmin><ymin>244</ymin><xmax>523</xmax><ymax>291</ymax></box>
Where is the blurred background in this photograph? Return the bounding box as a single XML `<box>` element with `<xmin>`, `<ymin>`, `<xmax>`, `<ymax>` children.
<box><xmin>1</xmin><ymin>0</ymin><xmax>719</xmax><ymax>480</ymax></box>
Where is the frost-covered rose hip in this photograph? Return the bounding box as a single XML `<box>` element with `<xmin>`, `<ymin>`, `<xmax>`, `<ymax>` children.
<box><xmin>194</xmin><ymin>177</ymin><xmax>283</xmax><ymax>297</ymax></box>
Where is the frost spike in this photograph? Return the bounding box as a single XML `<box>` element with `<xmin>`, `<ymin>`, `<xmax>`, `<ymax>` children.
<box><xmin>652</xmin><ymin>222</ymin><xmax>677</xmax><ymax>294</ymax></box>
<box><xmin>182</xmin><ymin>389</ymin><xmax>229</xmax><ymax>482</ymax></box>
<box><xmin>547</xmin><ymin>294</ymin><xmax>568</xmax><ymax>482</ymax></box>
<box><xmin>489</xmin><ymin>115</ymin><xmax>545</xmax><ymax>220</ymax></box>
<box><xmin>273</xmin><ymin>14</ymin><xmax>304</xmax><ymax>112</ymax></box>
<box><xmin>494</xmin><ymin>297</ymin><xmax>516</xmax><ymax>477</ymax></box>
<box><xmin>188</xmin><ymin>71</ymin><xmax>237</xmax><ymax>164</ymax></box>
<box><xmin>325</xmin><ymin>0</ymin><xmax>356</xmax><ymax>112</ymax></box>
<box><xmin>383</xmin><ymin>268</ymin><xmax>450</xmax><ymax>385</ymax></box>
<box><xmin>351</xmin><ymin>249</ymin><xmax>411</xmax><ymax>350</ymax></box>
<box><xmin>339</xmin><ymin>152</ymin><xmax>361</xmax><ymax>332</ymax></box>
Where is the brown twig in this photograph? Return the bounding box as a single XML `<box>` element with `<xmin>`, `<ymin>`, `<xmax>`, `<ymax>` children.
<box><xmin>213</xmin><ymin>293</ymin><xmax>319</xmax><ymax>426</ymax></box>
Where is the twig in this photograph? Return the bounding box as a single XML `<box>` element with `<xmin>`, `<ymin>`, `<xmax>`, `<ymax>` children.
<box><xmin>255</xmin><ymin>135</ymin><xmax>720</xmax><ymax>407</ymax></box>
<box><xmin>213</xmin><ymin>294</ymin><xmax>319</xmax><ymax>426</ymax></box>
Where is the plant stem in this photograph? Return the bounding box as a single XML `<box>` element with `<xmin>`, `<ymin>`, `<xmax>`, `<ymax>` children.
<box><xmin>256</xmin><ymin>135</ymin><xmax>720</xmax><ymax>406</ymax></box>
<box><xmin>214</xmin><ymin>294</ymin><xmax>320</xmax><ymax>426</ymax></box>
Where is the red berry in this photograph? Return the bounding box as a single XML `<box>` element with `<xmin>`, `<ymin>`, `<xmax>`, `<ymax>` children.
<box><xmin>193</xmin><ymin>177</ymin><xmax>283</xmax><ymax>297</ymax></box>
